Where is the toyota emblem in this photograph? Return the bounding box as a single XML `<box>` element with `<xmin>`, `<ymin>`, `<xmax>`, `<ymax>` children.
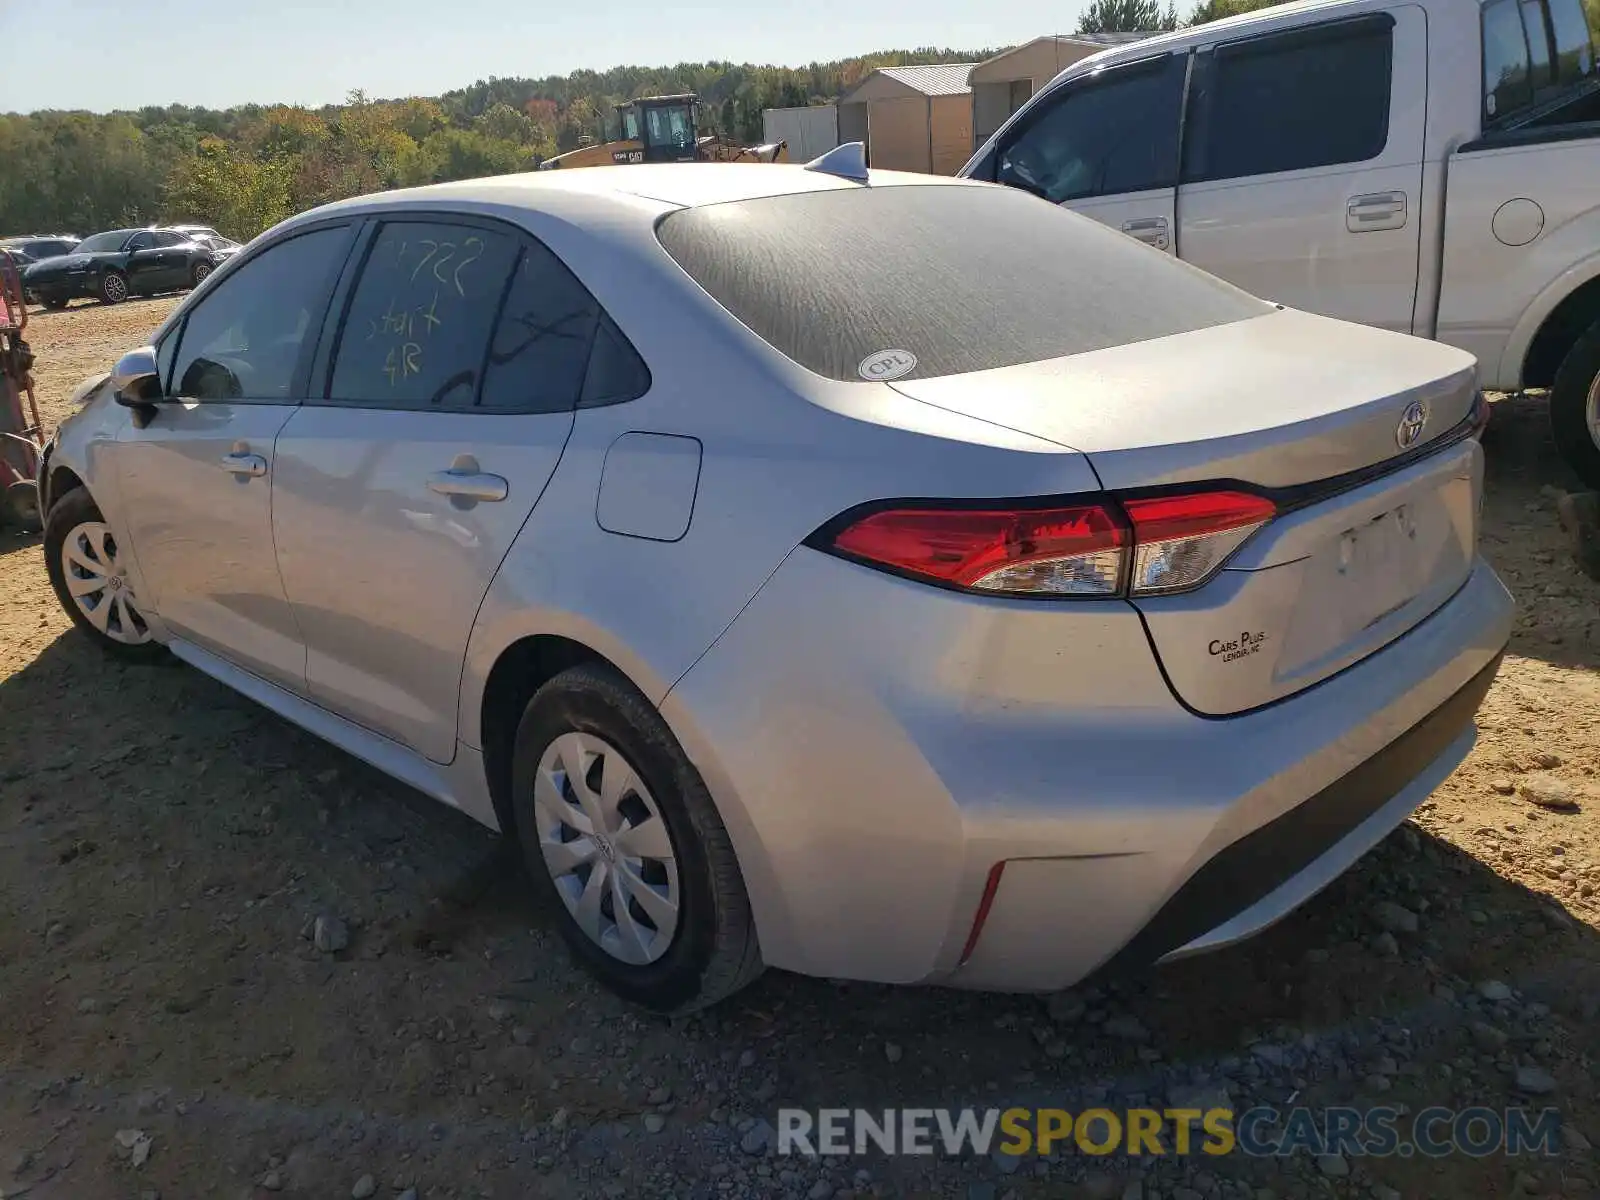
<box><xmin>1396</xmin><ymin>399</ymin><xmax>1428</xmax><ymax>449</ymax></box>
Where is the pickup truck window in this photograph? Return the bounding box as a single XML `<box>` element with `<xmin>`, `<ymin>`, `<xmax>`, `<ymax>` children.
<box><xmin>994</xmin><ymin>56</ymin><xmax>1184</xmax><ymax>203</ymax></box>
<box><xmin>1482</xmin><ymin>0</ymin><xmax>1598</xmax><ymax>127</ymax></box>
<box><xmin>1182</xmin><ymin>17</ymin><xmax>1392</xmax><ymax>183</ymax></box>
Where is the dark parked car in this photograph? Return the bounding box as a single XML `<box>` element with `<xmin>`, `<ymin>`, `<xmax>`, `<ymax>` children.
<box><xmin>22</xmin><ymin>226</ymin><xmax>229</xmax><ymax>308</ymax></box>
<box><xmin>0</xmin><ymin>234</ymin><xmax>82</xmax><ymax>266</ymax></box>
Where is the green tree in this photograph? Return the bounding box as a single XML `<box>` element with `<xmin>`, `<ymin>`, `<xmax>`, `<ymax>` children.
<box><xmin>166</xmin><ymin>137</ymin><xmax>291</xmax><ymax>239</ymax></box>
<box><xmin>1077</xmin><ymin>0</ymin><xmax>1178</xmax><ymax>31</ymax></box>
<box><xmin>1186</xmin><ymin>0</ymin><xmax>1283</xmax><ymax>23</ymax></box>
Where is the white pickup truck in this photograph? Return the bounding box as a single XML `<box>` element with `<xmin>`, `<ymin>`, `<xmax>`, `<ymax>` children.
<box><xmin>962</xmin><ymin>0</ymin><xmax>1600</xmax><ymax>486</ymax></box>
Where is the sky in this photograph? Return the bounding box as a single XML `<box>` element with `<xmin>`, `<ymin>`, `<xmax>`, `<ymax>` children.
<box><xmin>0</xmin><ymin>0</ymin><xmax>1091</xmax><ymax>114</ymax></box>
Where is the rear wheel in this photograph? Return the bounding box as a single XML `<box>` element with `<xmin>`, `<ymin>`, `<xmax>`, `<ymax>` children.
<box><xmin>1550</xmin><ymin>318</ymin><xmax>1600</xmax><ymax>490</ymax></box>
<box><xmin>509</xmin><ymin>663</ymin><xmax>762</xmax><ymax>1013</ymax></box>
<box><xmin>44</xmin><ymin>488</ymin><xmax>162</xmax><ymax>660</ymax></box>
<box><xmin>99</xmin><ymin>271</ymin><xmax>128</xmax><ymax>305</ymax></box>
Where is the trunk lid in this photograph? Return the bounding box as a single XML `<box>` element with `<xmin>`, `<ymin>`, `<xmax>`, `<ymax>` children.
<box><xmin>892</xmin><ymin>308</ymin><xmax>1483</xmax><ymax>714</ymax></box>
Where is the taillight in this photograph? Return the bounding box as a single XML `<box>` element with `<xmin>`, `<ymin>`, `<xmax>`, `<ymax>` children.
<box><xmin>829</xmin><ymin>503</ymin><xmax>1127</xmax><ymax>596</ymax></box>
<box><xmin>1123</xmin><ymin>491</ymin><xmax>1276</xmax><ymax>596</ymax></box>
<box><xmin>815</xmin><ymin>488</ymin><xmax>1275</xmax><ymax>599</ymax></box>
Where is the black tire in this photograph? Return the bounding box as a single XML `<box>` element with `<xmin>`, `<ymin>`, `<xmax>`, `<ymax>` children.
<box><xmin>1550</xmin><ymin>318</ymin><xmax>1600</xmax><ymax>490</ymax></box>
<box><xmin>99</xmin><ymin>271</ymin><xmax>128</xmax><ymax>305</ymax></box>
<box><xmin>43</xmin><ymin>488</ymin><xmax>164</xmax><ymax>662</ymax></box>
<box><xmin>41</xmin><ymin>297</ymin><xmax>69</xmax><ymax>310</ymax></box>
<box><xmin>2</xmin><ymin>479</ymin><xmax>42</xmax><ymax>533</ymax></box>
<box><xmin>509</xmin><ymin>663</ymin><xmax>763</xmax><ymax>1013</ymax></box>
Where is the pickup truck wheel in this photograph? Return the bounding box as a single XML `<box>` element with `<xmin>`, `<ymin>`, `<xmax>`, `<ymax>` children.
<box><xmin>1550</xmin><ymin>321</ymin><xmax>1600</xmax><ymax>490</ymax></box>
<box><xmin>509</xmin><ymin>663</ymin><xmax>763</xmax><ymax>1014</ymax></box>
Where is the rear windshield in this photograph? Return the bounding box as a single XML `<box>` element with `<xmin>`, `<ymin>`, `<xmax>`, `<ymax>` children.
<box><xmin>655</xmin><ymin>184</ymin><xmax>1271</xmax><ymax>383</ymax></box>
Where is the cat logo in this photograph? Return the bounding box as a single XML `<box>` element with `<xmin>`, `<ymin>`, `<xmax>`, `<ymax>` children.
<box><xmin>612</xmin><ymin>149</ymin><xmax>645</xmax><ymax>165</ymax></box>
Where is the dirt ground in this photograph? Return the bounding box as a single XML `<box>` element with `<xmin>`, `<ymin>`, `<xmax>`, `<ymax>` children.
<box><xmin>2</xmin><ymin>296</ymin><xmax>1599</xmax><ymax>1200</ymax></box>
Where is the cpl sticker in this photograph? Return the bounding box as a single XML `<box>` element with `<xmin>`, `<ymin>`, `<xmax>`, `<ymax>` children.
<box><xmin>858</xmin><ymin>349</ymin><xmax>917</xmax><ymax>382</ymax></box>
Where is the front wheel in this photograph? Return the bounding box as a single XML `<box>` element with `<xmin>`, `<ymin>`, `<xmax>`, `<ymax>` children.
<box><xmin>43</xmin><ymin>488</ymin><xmax>163</xmax><ymax>660</ymax></box>
<box><xmin>509</xmin><ymin>663</ymin><xmax>763</xmax><ymax>1013</ymax></box>
<box><xmin>99</xmin><ymin>271</ymin><xmax>128</xmax><ymax>305</ymax></box>
<box><xmin>1550</xmin><ymin>319</ymin><xmax>1600</xmax><ymax>490</ymax></box>
<box><xmin>191</xmin><ymin>261</ymin><xmax>214</xmax><ymax>288</ymax></box>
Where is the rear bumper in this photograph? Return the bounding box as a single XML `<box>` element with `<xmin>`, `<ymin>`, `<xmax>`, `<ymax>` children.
<box><xmin>661</xmin><ymin>552</ymin><xmax>1513</xmax><ymax>990</ymax></box>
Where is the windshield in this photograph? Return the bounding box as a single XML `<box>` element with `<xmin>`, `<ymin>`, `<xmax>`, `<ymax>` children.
<box><xmin>644</xmin><ymin>103</ymin><xmax>696</xmax><ymax>152</ymax></box>
<box><xmin>75</xmin><ymin>229</ymin><xmax>136</xmax><ymax>253</ymax></box>
<box><xmin>657</xmin><ymin>184</ymin><xmax>1271</xmax><ymax>383</ymax></box>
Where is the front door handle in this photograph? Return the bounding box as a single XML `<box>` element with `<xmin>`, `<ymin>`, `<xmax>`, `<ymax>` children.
<box><xmin>1120</xmin><ymin>216</ymin><xmax>1170</xmax><ymax>250</ymax></box>
<box><xmin>220</xmin><ymin>451</ymin><xmax>267</xmax><ymax>477</ymax></box>
<box><xmin>427</xmin><ymin>453</ymin><xmax>507</xmax><ymax>503</ymax></box>
<box><xmin>1347</xmin><ymin>191</ymin><xmax>1408</xmax><ymax>232</ymax></box>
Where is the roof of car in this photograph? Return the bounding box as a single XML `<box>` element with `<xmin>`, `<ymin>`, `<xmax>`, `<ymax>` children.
<box><xmin>311</xmin><ymin>162</ymin><xmax>985</xmax><ymax>222</ymax></box>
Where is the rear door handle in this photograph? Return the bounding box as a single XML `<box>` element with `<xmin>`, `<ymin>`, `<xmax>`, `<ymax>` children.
<box><xmin>427</xmin><ymin>453</ymin><xmax>507</xmax><ymax>503</ymax></box>
<box><xmin>219</xmin><ymin>451</ymin><xmax>267</xmax><ymax>477</ymax></box>
<box><xmin>1120</xmin><ymin>216</ymin><xmax>1170</xmax><ymax>250</ymax></box>
<box><xmin>1347</xmin><ymin>191</ymin><xmax>1408</xmax><ymax>232</ymax></box>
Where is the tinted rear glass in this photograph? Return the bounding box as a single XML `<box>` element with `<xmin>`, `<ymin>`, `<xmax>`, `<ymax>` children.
<box><xmin>655</xmin><ymin>185</ymin><xmax>1270</xmax><ymax>382</ymax></box>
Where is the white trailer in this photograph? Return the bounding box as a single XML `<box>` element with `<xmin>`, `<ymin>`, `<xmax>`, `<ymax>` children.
<box><xmin>762</xmin><ymin>105</ymin><xmax>840</xmax><ymax>162</ymax></box>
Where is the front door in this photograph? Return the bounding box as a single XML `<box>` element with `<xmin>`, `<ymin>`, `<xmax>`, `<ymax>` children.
<box><xmin>1174</xmin><ymin>9</ymin><xmax>1427</xmax><ymax>332</ymax></box>
<box><xmin>123</xmin><ymin>232</ymin><xmax>168</xmax><ymax>295</ymax></box>
<box><xmin>270</xmin><ymin>217</ymin><xmax>604</xmax><ymax>762</ymax></box>
<box><xmin>990</xmin><ymin>53</ymin><xmax>1187</xmax><ymax>255</ymax></box>
<box><xmin>113</xmin><ymin>223</ymin><xmax>355</xmax><ymax>692</ymax></box>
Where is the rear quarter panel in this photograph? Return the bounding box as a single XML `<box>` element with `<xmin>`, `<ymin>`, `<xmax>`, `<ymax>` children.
<box><xmin>1436</xmin><ymin>135</ymin><xmax>1600</xmax><ymax>389</ymax></box>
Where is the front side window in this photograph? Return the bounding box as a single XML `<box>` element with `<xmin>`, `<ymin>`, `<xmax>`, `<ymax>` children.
<box><xmin>328</xmin><ymin>221</ymin><xmax>520</xmax><ymax>409</ymax></box>
<box><xmin>168</xmin><ymin>225</ymin><xmax>349</xmax><ymax>401</ymax></box>
<box><xmin>126</xmin><ymin>232</ymin><xmax>157</xmax><ymax>251</ymax></box>
<box><xmin>998</xmin><ymin>57</ymin><xmax>1184</xmax><ymax>203</ymax></box>
<box><xmin>1184</xmin><ymin>17</ymin><xmax>1393</xmax><ymax>182</ymax></box>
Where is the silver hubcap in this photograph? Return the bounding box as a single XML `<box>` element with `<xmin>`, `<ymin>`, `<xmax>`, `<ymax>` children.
<box><xmin>104</xmin><ymin>274</ymin><xmax>126</xmax><ymax>301</ymax></box>
<box><xmin>533</xmin><ymin>732</ymin><xmax>680</xmax><ymax>965</ymax></box>
<box><xmin>61</xmin><ymin>521</ymin><xmax>151</xmax><ymax>645</ymax></box>
<box><xmin>1587</xmin><ymin>372</ymin><xmax>1600</xmax><ymax>451</ymax></box>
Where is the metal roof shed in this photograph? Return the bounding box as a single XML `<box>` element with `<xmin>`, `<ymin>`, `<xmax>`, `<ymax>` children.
<box><xmin>969</xmin><ymin>34</ymin><xmax>1160</xmax><ymax>149</ymax></box>
<box><xmin>835</xmin><ymin>63</ymin><xmax>977</xmax><ymax>176</ymax></box>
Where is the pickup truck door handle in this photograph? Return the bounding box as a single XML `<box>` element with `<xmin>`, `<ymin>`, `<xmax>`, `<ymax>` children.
<box><xmin>1120</xmin><ymin>216</ymin><xmax>1170</xmax><ymax>250</ymax></box>
<box><xmin>219</xmin><ymin>451</ymin><xmax>267</xmax><ymax>477</ymax></box>
<box><xmin>1347</xmin><ymin>191</ymin><xmax>1408</xmax><ymax>232</ymax></box>
<box><xmin>427</xmin><ymin>454</ymin><xmax>508</xmax><ymax>503</ymax></box>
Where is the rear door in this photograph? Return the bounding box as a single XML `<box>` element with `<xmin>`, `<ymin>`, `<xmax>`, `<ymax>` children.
<box><xmin>270</xmin><ymin>215</ymin><xmax>616</xmax><ymax>763</ymax></box>
<box><xmin>1175</xmin><ymin>10</ymin><xmax>1427</xmax><ymax>332</ymax></box>
<box><xmin>987</xmin><ymin>54</ymin><xmax>1186</xmax><ymax>254</ymax></box>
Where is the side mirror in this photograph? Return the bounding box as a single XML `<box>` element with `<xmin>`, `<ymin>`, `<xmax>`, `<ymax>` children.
<box><xmin>112</xmin><ymin>346</ymin><xmax>162</xmax><ymax>407</ymax></box>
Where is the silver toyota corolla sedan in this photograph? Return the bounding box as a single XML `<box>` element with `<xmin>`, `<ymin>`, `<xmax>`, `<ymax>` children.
<box><xmin>37</xmin><ymin>154</ymin><xmax>1514</xmax><ymax>1013</ymax></box>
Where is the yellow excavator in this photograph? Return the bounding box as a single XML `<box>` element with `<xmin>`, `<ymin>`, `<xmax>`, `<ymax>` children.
<box><xmin>537</xmin><ymin>93</ymin><xmax>788</xmax><ymax>170</ymax></box>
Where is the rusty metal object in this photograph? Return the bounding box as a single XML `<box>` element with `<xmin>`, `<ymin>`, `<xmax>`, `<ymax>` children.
<box><xmin>0</xmin><ymin>249</ymin><xmax>45</xmax><ymax>531</ymax></box>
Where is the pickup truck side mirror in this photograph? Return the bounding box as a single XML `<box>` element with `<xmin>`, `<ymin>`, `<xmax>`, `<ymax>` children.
<box><xmin>111</xmin><ymin>346</ymin><xmax>164</xmax><ymax>426</ymax></box>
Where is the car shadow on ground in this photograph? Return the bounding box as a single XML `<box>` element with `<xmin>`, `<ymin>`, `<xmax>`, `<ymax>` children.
<box><xmin>3</xmin><ymin>605</ymin><xmax>1598</xmax><ymax>1195</ymax></box>
<box><xmin>25</xmin><ymin>293</ymin><xmax>189</xmax><ymax>319</ymax></box>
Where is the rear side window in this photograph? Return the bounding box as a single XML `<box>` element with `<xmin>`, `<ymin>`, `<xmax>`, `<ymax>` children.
<box><xmin>329</xmin><ymin>221</ymin><xmax>520</xmax><ymax>408</ymax></box>
<box><xmin>997</xmin><ymin>56</ymin><xmax>1185</xmax><ymax>202</ymax></box>
<box><xmin>656</xmin><ymin>184</ymin><xmax>1270</xmax><ymax>383</ymax></box>
<box><xmin>1483</xmin><ymin>0</ymin><xmax>1534</xmax><ymax>118</ymax></box>
<box><xmin>479</xmin><ymin>240</ymin><xmax>600</xmax><ymax>413</ymax></box>
<box><xmin>1548</xmin><ymin>0</ymin><xmax>1597</xmax><ymax>82</ymax></box>
<box><xmin>1183</xmin><ymin>17</ymin><xmax>1393</xmax><ymax>182</ymax></box>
